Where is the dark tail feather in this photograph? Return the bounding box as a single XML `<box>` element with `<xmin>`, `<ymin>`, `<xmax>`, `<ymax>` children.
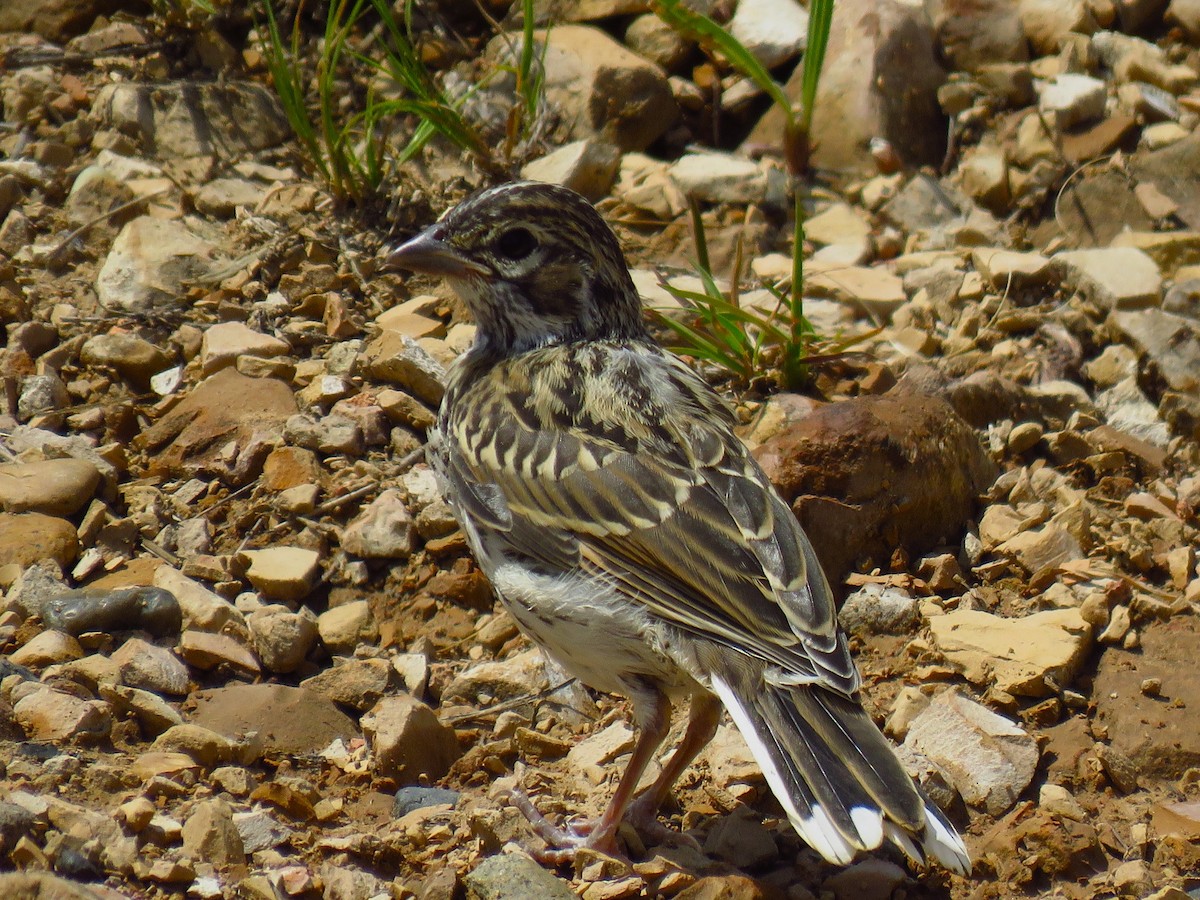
<box><xmin>710</xmin><ymin>674</ymin><xmax>971</xmax><ymax>874</ymax></box>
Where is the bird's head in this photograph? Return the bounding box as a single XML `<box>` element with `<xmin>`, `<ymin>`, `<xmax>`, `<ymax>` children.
<box><xmin>385</xmin><ymin>181</ymin><xmax>648</xmax><ymax>355</ymax></box>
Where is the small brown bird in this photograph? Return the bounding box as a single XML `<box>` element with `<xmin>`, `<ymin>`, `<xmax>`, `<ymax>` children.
<box><xmin>385</xmin><ymin>181</ymin><xmax>970</xmax><ymax>873</ymax></box>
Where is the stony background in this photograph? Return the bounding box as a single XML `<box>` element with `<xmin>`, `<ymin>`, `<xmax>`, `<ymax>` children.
<box><xmin>1</xmin><ymin>0</ymin><xmax>1199</xmax><ymax>898</ymax></box>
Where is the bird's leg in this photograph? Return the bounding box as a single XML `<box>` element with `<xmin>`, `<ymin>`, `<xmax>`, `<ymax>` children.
<box><xmin>624</xmin><ymin>693</ymin><xmax>721</xmax><ymax>847</ymax></box>
<box><xmin>511</xmin><ymin>682</ymin><xmax>672</xmax><ymax>864</ymax></box>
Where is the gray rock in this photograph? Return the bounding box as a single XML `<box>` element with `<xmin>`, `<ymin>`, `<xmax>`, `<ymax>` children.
<box><xmin>1094</xmin><ymin>377</ymin><xmax>1171</xmax><ymax>448</ymax></box>
<box><xmin>392</xmin><ymin>786</ymin><xmax>461</xmax><ymax>817</ymax></box>
<box><xmin>93</xmin><ymin>81</ymin><xmax>290</xmax><ymax>160</ymax></box>
<box><xmin>40</xmin><ymin>586</ymin><xmax>181</xmax><ymax>637</ymax></box>
<box><xmin>728</xmin><ymin>0</ymin><xmax>808</xmax><ymax>68</ymax></box>
<box><xmin>465</xmin><ymin>853</ymin><xmax>576</xmax><ymax>900</ymax></box>
<box><xmin>520</xmin><ymin>139</ymin><xmax>620</xmax><ymax>202</ymax></box>
<box><xmin>341</xmin><ymin>489</ymin><xmax>416</xmax><ymax>559</ymax></box>
<box><xmin>17</xmin><ymin>374</ymin><xmax>68</xmax><ymax>420</ymax></box>
<box><xmin>838</xmin><ymin>584</ymin><xmax>921</xmax><ymax>637</ymax></box>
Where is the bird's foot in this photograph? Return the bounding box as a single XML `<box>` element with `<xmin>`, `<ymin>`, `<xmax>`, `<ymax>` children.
<box><xmin>507</xmin><ymin>788</ymin><xmax>623</xmax><ymax>865</ymax></box>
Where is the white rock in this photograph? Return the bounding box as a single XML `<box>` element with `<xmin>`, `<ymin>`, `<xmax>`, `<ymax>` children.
<box><xmin>668</xmin><ymin>151</ymin><xmax>788</xmax><ymax>207</ymax></box>
<box><xmin>520</xmin><ymin>139</ymin><xmax>621</xmax><ymax>202</ymax></box>
<box><xmin>1053</xmin><ymin>246</ymin><xmax>1162</xmax><ymax>309</ymax></box>
<box><xmin>728</xmin><ymin>0</ymin><xmax>808</xmax><ymax>68</ymax></box>
<box><xmin>200</xmin><ymin>322</ymin><xmax>289</xmax><ymax>375</ymax></box>
<box><xmin>904</xmin><ymin>687</ymin><xmax>1038</xmax><ymax>815</ymax></box>
<box><xmin>243</xmin><ymin>547</ymin><xmax>320</xmax><ymax>603</ymax></box>
<box><xmin>1037</xmin><ymin>73</ymin><xmax>1107</xmax><ymax>130</ymax></box>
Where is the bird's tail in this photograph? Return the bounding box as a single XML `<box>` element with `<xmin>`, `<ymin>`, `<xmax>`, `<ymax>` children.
<box><xmin>709</xmin><ymin>673</ymin><xmax>971</xmax><ymax>874</ymax></box>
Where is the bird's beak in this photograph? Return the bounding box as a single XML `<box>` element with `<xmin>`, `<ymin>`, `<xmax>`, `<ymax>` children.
<box><xmin>383</xmin><ymin>230</ymin><xmax>490</xmax><ymax>279</ymax></box>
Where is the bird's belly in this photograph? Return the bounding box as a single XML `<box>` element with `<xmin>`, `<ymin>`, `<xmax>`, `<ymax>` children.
<box><xmin>488</xmin><ymin>560</ymin><xmax>698</xmax><ymax>698</ymax></box>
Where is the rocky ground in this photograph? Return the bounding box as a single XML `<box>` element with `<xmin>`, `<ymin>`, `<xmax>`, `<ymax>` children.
<box><xmin>2</xmin><ymin>0</ymin><xmax>1200</xmax><ymax>898</ymax></box>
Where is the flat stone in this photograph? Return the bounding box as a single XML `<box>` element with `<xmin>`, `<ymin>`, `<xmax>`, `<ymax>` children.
<box><xmin>928</xmin><ymin>608</ymin><xmax>1093</xmax><ymax>696</ymax></box>
<box><xmin>189</xmin><ymin>684</ymin><xmax>357</xmax><ymax>755</ymax></box>
<box><xmin>971</xmin><ymin>247</ymin><xmax>1053</xmax><ymax>288</ymax></box>
<box><xmin>360</xmin><ymin>332</ymin><xmax>447</xmax><ymax>406</ymax></box>
<box><xmin>1095</xmin><ymin>617</ymin><xmax>1200</xmax><ymax>781</ymax></box>
<box><xmin>243</xmin><ymin>547</ymin><xmax>320</xmax><ymax>603</ymax></box>
<box><xmin>111</xmin><ymin>636</ymin><xmax>190</xmax><ymax>696</ymax></box>
<box><xmin>0</xmin><ymin>458</ymin><xmax>100</xmax><ymax>516</ymax></box>
<box><xmin>1110</xmin><ymin>307</ymin><xmax>1200</xmax><ymax>396</ymax></box>
<box><xmin>904</xmin><ymin>687</ymin><xmax>1038</xmax><ymax>815</ymax></box>
<box><xmin>301</xmin><ymin>658</ymin><xmax>392</xmax><ymax>712</ymax></box>
<box><xmin>1053</xmin><ymin>246</ymin><xmax>1162</xmax><ymax>309</ymax></box>
<box><xmin>9</xmin><ymin>629</ymin><xmax>84</xmax><ymax>668</ymax></box>
<box><xmin>200</xmin><ymin>322</ymin><xmax>290</xmax><ymax>375</ymax></box>
<box><xmin>668</xmin><ymin>151</ymin><xmax>787</xmax><ymax>207</ymax></box>
<box><xmin>178</xmin><ymin>630</ymin><xmax>261</xmax><ymax>675</ymax></box>
<box><xmin>996</xmin><ymin>521</ymin><xmax>1085</xmax><ymax>573</ymax></box>
<box><xmin>566</xmin><ymin>721</ymin><xmax>636</xmax><ymax>785</ymax></box>
<box><xmin>13</xmin><ymin>686</ymin><xmax>112</xmax><ymax>743</ymax></box>
<box><xmin>93</xmin><ymin>81</ymin><xmax>290</xmax><ymax>160</ymax></box>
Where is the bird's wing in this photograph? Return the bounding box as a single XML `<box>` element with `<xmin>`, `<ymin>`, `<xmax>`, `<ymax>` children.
<box><xmin>439</xmin><ymin>345</ymin><xmax>859</xmax><ymax>694</ymax></box>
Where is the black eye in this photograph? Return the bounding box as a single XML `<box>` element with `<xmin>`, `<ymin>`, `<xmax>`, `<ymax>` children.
<box><xmin>494</xmin><ymin>227</ymin><xmax>537</xmax><ymax>260</ymax></box>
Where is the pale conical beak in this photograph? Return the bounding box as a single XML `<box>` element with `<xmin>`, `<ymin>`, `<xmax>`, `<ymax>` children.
<box><xmin>383</xmin><ymin>230</ymin><xmax>490</xmax><ymax>278</ymax></box>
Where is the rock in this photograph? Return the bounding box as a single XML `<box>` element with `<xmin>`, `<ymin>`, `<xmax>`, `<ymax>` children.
<box><xmin>928</xmin><ymin>608</ymin><xmax>1093</xmax><ymax>696</ymax></box>
<box><xmin>360</xmin><ymin>332</ymin><xmax>448</xmax><ymax>406</ymax></box>
<box><xmin>957</xmin><ymin>146</ymin><xmax>1011</xmax><ymax>212</ymax></box>
<box><xmin>822</xmin><ymin>858</ymin><xmax>909</xmax><ymax>900</ymax></box>
<box><xmin>996</xmin><ymin>521</ymin><xmax>1085</xmax><ymax>574</ymax></box>
<box><xmin>728</xmin><ymin>0</ymin><xmax>808</xmax><ymax>68</ymax></box>
<box><xmin>301</xmin><ymin>658</ymin><xmax>392</xmax><ymax>712</ymax></box>
<box><xmin>81</xmin><ymin>332</ymin><xmax>172</xmax><ymax>384</ymax></box>
<box><xmin>65</xmin><ymin>165</ymin><xmax>138</xmax><ymax>229</ymax></box>
<box><xmin>674</xmin><ymin>875</ymin><xmax>776</xmax><ymax>900</ymax></box>
<box><xmin>520</xmin><ymin>139</ymin><xmax>620</xmax><ymax>201</ymax></box>
<box><xmin>1018</xmin><ymin>0</ymin><xmax>1097</xmax><ymax>54</ymax></box>
<box><xmin>443</xmin><ymin>649</ymin><xmax>549</xmax><ymax>706</ymax></box>
<box><xmin>1037</xmin><ymin>73</ymin><xmax>1107</xmax><ymax>130</ymax></box>
<box><xmin>362</xmin><ymin>694</ymin><xmax>460</xmax><ymax>783</ymax></box>
<box><xmin>153</xmin><ymin>566</ymin><xmax>245</xmax><ymax>635</ymax></box>
<box><xmin>805</xmin><ymin>202</ymin><xmax>873</xmax><ymax>263</ymax></box>
<box><xmin>496</xmin><ymin>25</ymin><xmax>677</xmax><ymax>153</ymax></box>
<box><xmin>668</xmin><ymin>151</ymin><xmax>787</xmax><ymax>207</ymax></box>
<box><xmin>928</xmin><ymin>0</ymin><xmax>1027</xmax><ymax>73</ymax></box>
<box><xmin>1167</xmin><ymin>0</ymin><xmax>1200</xmax><ymax>38</ymax></box>
<box><xmin>465</xmin><ymin>853</ymin><xmax>577</xmax><ymax>900</ymax></box>
<box><xmin>837</xmin><ymin>584</ymin><xmax>920</xmax><ymax>636</ymax></box>
<box><xmin>0</xmin><ymin>512</ymin><xmax>79</xmax><ymax>569</ymax></box>
<box><xmin>340</xmin><ymin>489</ymin><xmax>415</xmax><ymax>559</ymax></box>
<box><xmin>13</xmin><ymin>686</ymin><xmax>112</xmax><ymax>742</ymax></box>
<box><xmin>190</xmin><ymin>684</ymin><xmax>356</xmax><ymax>755</ymax></box>
<box><xmin>285</xmin><ymin>413</ymin><xmax>363</xmax><ymax>456</ymax></box>
<box><xmin>1095</xmin><ymin>617</ymin><xmax>1200</xmax><ymax>781</ymax></box>
<box><xmin>153</xmin><ymin>723</ymin><xmax>240</xmax><ymax>767</ymax></box>
<box><xmin>1110</xmin><ymin>307</ymin><xmax>1200</xmax><ymax>403</ymax></box>
<box><xmin>111</xmin><ymin>636</ymin><xmax>190</xmax><ymax>696</ymax></box>
<box><xmin>135</xmin><ymin>369</ymin><xmax>297</xmax><ymax>481</ymax></box>
<box><xmin>317</xmin><ymin>600</ymin><xmax>375</xmax><ymax>654</ymax></box>
<box><xmin>1053</xmin><ymin>247</ymin><xmax>1162</xmax><ymax>309</ymax></box>
<box><xmin>804</xmin><ymin>262</ymin><xmax>908</xmax><ymax>317</ymax></box>
<box><xmin>704</xmin><ymin>808</ymin><xmax>778</xmax><ymax>868</ymax></box>
<box><xmin>753</xmin><ymin>392</ymin><xmax>996</xmax><ymax>582</ymax></box>
<box><xmin>624</xmin><ymin>14</ymin><xmax>691</xmax><ymax>71</ymax></box>
<box><xmin>93</xmin><ymin>81</ymin><xmax>290</xmax><ymax>160</ymax></box>
<box><xmin>246</xmin><ymin>604</ymin><xmax>318</xmax><ymax>673</ymax></box>
<box><xmin>40</xmin><ymin>586</ymin><xmax>181</xmax><ymax>637</ymax></box>
<box><xmin>904</xmin><ymin>688</ymin><xmax>1038</xmax><ymax>815</ymax></box>
<box><xmin>182</xmin><ymin>799</ymin><xmax>245</xmax><ymax>868</ymax></box>
<box><xmin>0</xmin><ymin>873</ymin><xmax>112</xmax><ymax>900</ymax></box>
<box><xmin>243</xmin><ymin>547</ymin><xmax>320</xmax><ymax>603</ymax></box>
<box><xmin>613</xmin><ymin>152</ymin><xmax>687</xmax><ymax>219</ymax></box>
<box><xmin>200</xmin><ymin>322</ymin><xmax>290</xmax><ymax>375</ymax></box>
<box><xmin>566</xmin><ymin>721</ymin><xmax>636</xmax><ymax>785</ymax></box>
<box><xmin>178</xmin><ymin>630</ymin><xmax>260</xmax><ymax>675</ymax></box>
<box><xmin>1094</xmin><ymin>377</ymin><xmax>1171</xmax><ymax>448</ymax></box>
<box><xmin>193</xmin><ymin>177</ymin><xmax>269</xmax><ymax>217</ymax></box>
<box><xmin>393</xmin><ymin>785</ymin><xmax>461</xmax><ymax>817</ymax></box>
<box><xmin>95</xmin><ymin>216</ymin><xmax>228</xmax><ymax>313</ymax></box>
<box><xmin>97</xmin><ymin>683</ymin><xmax>183</xmax><ymax>735</ymax></box>
<box><xmin>0</xmin><ymin>458</ymin><xmax>100</xmax><ymax>516</ymax></box>
<box><xmin>9</xmin><ymin>629</ymin><xmax>83</xmax><ymax>668</ymax></box>
<box><xmin>18</xmin><ymin>373</ymin><xmax>69</xmax><ymax>420</ymax></box>
<box><xmin>746</xmin><ymin>0</ymin><xmax>946</xmax><ymax>173</ymax></box>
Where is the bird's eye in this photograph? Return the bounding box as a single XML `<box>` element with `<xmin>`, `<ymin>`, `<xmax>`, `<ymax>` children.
<box><xmin>494</xmin><ymin>227</ymin><xmax>537</xmax><ymax>260</ymax></box>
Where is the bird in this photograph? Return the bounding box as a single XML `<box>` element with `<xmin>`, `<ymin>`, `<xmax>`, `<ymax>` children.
<box><xmin>384</xmin><ymin>180</ymin><xmax>971</xmax><ymax>874</ymax></box>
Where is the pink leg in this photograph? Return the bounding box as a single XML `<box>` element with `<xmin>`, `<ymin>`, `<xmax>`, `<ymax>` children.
<box><xmin>511</xmin><ymin>682</ymin><xmax>673</xmax><ymax>864</ymax></box>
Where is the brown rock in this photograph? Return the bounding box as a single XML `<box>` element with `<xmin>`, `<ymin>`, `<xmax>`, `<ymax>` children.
<box><xmin>753</xmin><ymin>392</ymin><xmax>996</xmax><ymax>582</ymax></box>
<box><xmin>0</xmin><ymin>512</ymin><xmax>79</xmax><ymax>569</ymax></box>
<box><xmin>135</xmin><ymin>368</ymin><xmax>297</xmax><ymax>481</ymax></box>
<box><xmin>189</xmin><ymin>684</ymin><xmax>357</xmax><ymax>755</ymax></box>
<box><xmin>1095</xmin><ymin>617</ymin><xmax>1200</xmax><ymax>781</ymax></box>
<box><xmin>0</xmin><ymin>458</ymin><xmax>101</xmax><ymax>516</ymax></box>
<box><xmin>362</xmin><ymin>694</ymin><xmax>460</xmax><ymax>783</ymax></box>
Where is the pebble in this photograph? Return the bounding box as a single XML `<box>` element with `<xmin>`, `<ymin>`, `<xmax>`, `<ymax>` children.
<box><xmin>361</xmin><ymin>694</ymin><xmax>460</xmax><ymax>782</ymax></box>
<box><xmin>340</xmin><ymin>489</ymin><xmax>415</xmax><ymax>559</ymax></box>
<box><xmin>0</xmin><ymin>459</ymin><xmax>101</xmax><ymax>516</ymax></box>
<box><xmin>246</xmin><ymin>604</ymin><xmax>318</xmax><ymax>673</ymax></box>
<box><xmin>243</xmin><ymin>547</ymin><xmax>320</xmax><ymax>603</ymax></box>
<box><xmin>80</xmin><ymin>333</ymin><xmax>171</xmax><ymax>384</ymax></box>
<box><xmin>837</xmin><ymin>584</ymin><xmax>921</xmax><ymax>636</ymax></box>
<box><xmin>464</xmin><ymin>853</ymin><xmax>576</xmax><ymax>900</ymax></box>
<box><xmin>316</xmin><ymin>600</ymin><xmax>375</xmax><ymax>654</ymax></box>
<box><xmin>111</xmin><ymin>636</ymin><xmax>190</xmax><ymax>696</ymax></box>
<box><xmin>41</xmin><ymin>586</ymin><xmax>182</xmax><ymax>637</ymax></box>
